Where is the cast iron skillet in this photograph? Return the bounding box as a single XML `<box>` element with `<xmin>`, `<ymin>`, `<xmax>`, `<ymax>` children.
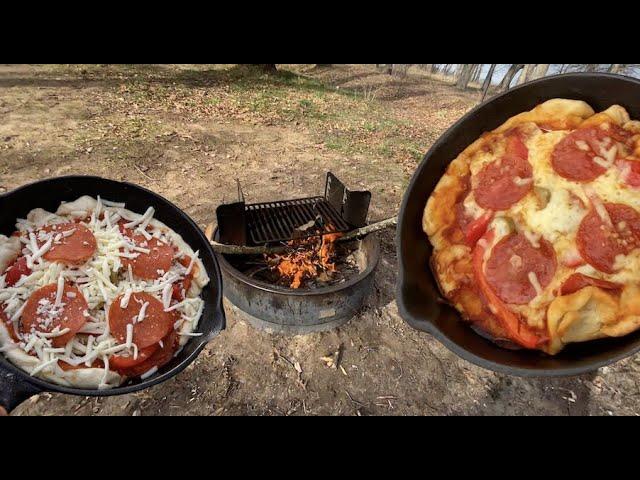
<box><xmin>397</xmin><ymin>73</ymin><xmax>640</xmax><ymax>377</ymax></box>
<box><xmin>0</xmin><ymin>176</ymin><xmax>226</xmax><ymax>413</ymax></box>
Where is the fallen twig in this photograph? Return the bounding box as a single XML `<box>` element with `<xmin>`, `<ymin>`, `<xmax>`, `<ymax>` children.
<box><xmin>134</xmin><ymin>164</ymin><xmax>156</xmax><ymax>181</ymax></box>
<box><xmin>206</xmin><ymin>216</ymin><xmax>398</xmax><ymax>255</ymax></box>
<box><xmin>345</xmin><ymin>391</ymin><xmax>366</xmax><ymax>407</ymax></box>
<box><xmin>338</xmin><ymin>216</ymin><xmax>398</xmax><ymax>242</ymax></box>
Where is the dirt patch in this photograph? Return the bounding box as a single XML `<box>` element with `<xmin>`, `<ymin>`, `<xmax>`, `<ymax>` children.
<box><xmin>1</xmin><ymin>64</ymin><xmax>637</xmax><ymax>416</ymax></box>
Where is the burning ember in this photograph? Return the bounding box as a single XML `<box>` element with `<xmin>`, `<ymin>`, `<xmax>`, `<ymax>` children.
<box><xmin>267</xmin><ymin>232</ymin><xmax>343</xmax><ymax>289</ymax></box>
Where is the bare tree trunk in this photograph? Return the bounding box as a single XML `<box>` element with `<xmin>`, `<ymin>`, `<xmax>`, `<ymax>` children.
<box><xmin>609</xmin><ymin>64</ymin><xmax>624</xmax><ymax>74</ymax></box>
<box><xmin>481</xmin><ymin>64</ymin><xmax>497</xmax><ymax>101</ymax></box>
<box><xmin>585</xmin><ymin>64</ymin><xmax>599</xmax><ymax>72</ymax></box>
<box><xmin>531</xmin><ymin>64</ymin><xmax>550</xmax><ymax>80</ymax></box>
<box><xmin>499</xmin><ymin>64</ymin><xmax>524</xmax><ymax>92</ymax></box>
<box><xmin>456</xmin><ymin>64</ymin><xmax>475</xmax><ymax>90</ymax></box>
<box><xmin>472</xmin><ymin>64</ymin><xmax>483</xmax><ymax>83</ymax></box>
<box><xmin>518</xmin><ymin>64</ymin><xmax>537</xmax><ymax>84</ymax></box>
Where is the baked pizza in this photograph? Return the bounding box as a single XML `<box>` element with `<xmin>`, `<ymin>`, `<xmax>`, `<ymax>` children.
<box><xmin>0</xmin><ymin>196</ymin><xmax>209</xmax><ymax>389</ymax></box>
<box><xmin>424</xmin><ymin>99</ymin><xmax>640</xmax><ymax>354</ymax></box>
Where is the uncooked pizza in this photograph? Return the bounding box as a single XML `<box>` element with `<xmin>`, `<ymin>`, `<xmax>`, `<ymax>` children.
<box><xmin>0</xmin><ymin>196</ymin><xmax>209</xmax><ymax>388</ymax></box>
<box><xmin>424</xmin><ymin>99</ymin><xmax>640</xmax><ymax>354</ymax></box>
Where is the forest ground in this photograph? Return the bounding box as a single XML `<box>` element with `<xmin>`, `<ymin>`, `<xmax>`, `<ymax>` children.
<box><xmin>1</xmin><ymin>64</ymin><xmax>638</xmax><ymax>416</ymax></box>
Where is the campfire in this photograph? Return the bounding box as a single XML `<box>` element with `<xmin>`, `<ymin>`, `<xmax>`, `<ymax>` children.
<box><xmin>266</xmin><ymin>231</ymin><xmax>343</xmax><ymax>289</ymax></box>
<box><xmin>210</xmin><ymin>172</ymin><xmax>389</xmax><ymax>334</ymax></box>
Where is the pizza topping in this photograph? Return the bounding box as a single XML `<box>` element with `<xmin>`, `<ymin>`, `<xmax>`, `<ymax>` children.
<box><xmin>552</xmin><ymin>125</ymin><xmax>630</xmax><ymax>182</ymax></box>
<box><xmin>59</xmin><ymin>359</ymin><xmax>104</xmax><ymax>371</ymax></box>
<box><xmin>484</xmin><ymin>232</ymin><xmax>557</xmax><ymax>305</ymax></box>
<box><xmin>559</xmin><ymin>273</ymin><xmax>622</xmax><ymax>296</ymax></box>
<box><xmin>577</xmin><ymin>202</ymin><xmax>640</xmax><ymax>273</ymax></box>
<box><xmin>4</xmin><ymin>256</ymin><xmax>32</xmax><ymax>287</ymax></box>
<box><xmin>109</xmin><ymin>343</ymin><xmax>159</xmax><ymax>373</ymax></box>
<box><xmin>509</xmin><ymin>254</ymin><xmax>523</xmax><ymax>269</ymax></box>
<box><xmin>533</xmin><ymin>186</ymin><xmax>551</xmax><ymax>209</ymax></box>
<box><xmin>19</xmin><ymin>283</ymin><xmax>89</xmax><ymax>348</ymax></box>
<box><xmin>575</xmin><ymin>140</ymin><xmax>590</xmax><ymax>151</ymax></box>
<box><xmin>617</xmin><ymin>158</ymin><xmax>640</xmax><ymax>188</ymax></box>
<box><xmin>120</xmin><ymin>235</ymin><xmax>174</xmax><ymax>280</ymax></box>
<box><xmin>472</xmin><ymin>231</ymin><xmax>545</xmax><ymax>349</ymax></box>
<box><xmin>527</xmin><ymin>271</ymin><xmax>543</xmax><ymax>296</ymax></box>
<box><xmin>523</xmin><ymin>229</ymin><xmax>541</xmax><ymax>249</ymax></box>
<box><xmin>513</xmin><ymin>176</ymin><xmax>534</xmax><ymax>187</ymax></box>
<box><xmin>457</xmin><ymin>209</ymin><xmax>494</xmax><ymax>247</ymax></box>
<box><xmin>474</xmin><ymin>133</ymin><xmax>533</xmax><ymax>211</ymax></box>
<box><xmin>109</xmin><ymin>292</ymin><xmax>174</xmax><ymax>349</ymax></box>
<box><xmin>117</xmin><ymin>330</ymin><xmax>178</xmax><ymax>378</ymax></box>
<box><xmin>41</xmin><ymin>223</ymin><xmax>97</xmax><ymax>265</ymax></box>
<box><xmin>560</xmin><ymin>248</ymin><xmax>586</xmax><ymax>268</ymax></box>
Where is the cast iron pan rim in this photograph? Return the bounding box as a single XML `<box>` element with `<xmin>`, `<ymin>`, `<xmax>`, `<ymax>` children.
<box><xmin>214</xmin><ymin>228</ymin><xmax>381</xmax><ymax>297</ymax></box>
<box><xmin>0</xmin><ymin>175</ymin><xmax>225</xmax><ymax>397</ymax></box>
<box><xmin>396</xmin><ymin>72</ymin><xmax>640</xmax><ymax>377</ymax></box>
<box><xmin>399</xmin><ymin>305</ymin><xmax>640</xmax><ymax>377</ymax></box>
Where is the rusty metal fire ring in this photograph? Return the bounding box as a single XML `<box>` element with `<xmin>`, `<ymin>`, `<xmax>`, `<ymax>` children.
<box><xmin>214</xmin><ymin>230</ymin><xmax>380</xmax><ymax>335</ymax></box>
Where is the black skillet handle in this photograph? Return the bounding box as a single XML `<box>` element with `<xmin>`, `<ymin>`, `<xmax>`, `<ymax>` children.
<box><xmin>0</xmin><ymin>365</ymin><xmax>42</xmax><ymax>414</ymax></box>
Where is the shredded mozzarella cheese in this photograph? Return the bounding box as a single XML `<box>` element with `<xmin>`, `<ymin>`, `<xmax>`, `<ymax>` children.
<box><xmin>528</xmin><ymin>272</ymin><xmax>543</xmax><ymax>296</ymax></box>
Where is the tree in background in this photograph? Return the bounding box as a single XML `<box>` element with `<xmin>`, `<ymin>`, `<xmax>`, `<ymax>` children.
<box><xmin>481</xmin><ymin>64</ymin><xmax>497</xmax><ymax>101</ymax></box>
<box><xmin>376</xmin><ymin>64</ymin><xmax>639</xmax><ymax>99</ymax></box>
<box><xmin>518</xmin><ymin>64</ymin><xmax>550</xmax><ymax>84</ymax></box>
<box><xmin>455</xmin><ymin>64</ymin><xmax>476</xmax><ymax>90</ymax></box>
<box><xmin>499</xmin><ymin>64</ymin><xmax>524</xmax><ymax>91</ymax></box>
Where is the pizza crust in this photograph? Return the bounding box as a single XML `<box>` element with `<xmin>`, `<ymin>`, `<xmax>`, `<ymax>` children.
<box><xmin>0</xmin><ymin>235</ymin><xmax>21</xmax><ymax>274</ymax></box>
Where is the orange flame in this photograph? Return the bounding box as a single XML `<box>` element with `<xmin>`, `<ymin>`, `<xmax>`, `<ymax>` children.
<box><xmin>268</xmin><ymin>232</ymin><xmax>343</xmax><ymax>289</ymax></box>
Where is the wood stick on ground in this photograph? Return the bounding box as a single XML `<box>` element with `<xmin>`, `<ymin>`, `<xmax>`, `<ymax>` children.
<box><xmin>206</xmin><ymin>216</ymin><xmax>398</xmax><ymax>255</ymax></box>
<box><xmin>337</xmin><ymin>216</ymin><xmax>397</xmax><ymax>242</ymax></box>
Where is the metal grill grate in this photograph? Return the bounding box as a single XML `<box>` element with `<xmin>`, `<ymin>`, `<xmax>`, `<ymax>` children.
<box><xmin>246</xmin><ymin>196</ymin><xmax>350</xmax><ymax>245</ymax></box>
<box><xmin>216</xmin><ymin>172</ymin><xmax>371</xmax><ymax>246</ymax></box>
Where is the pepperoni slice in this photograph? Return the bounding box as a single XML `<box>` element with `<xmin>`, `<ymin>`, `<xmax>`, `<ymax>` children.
<box><xmin>59</xmin><ymin>359</ymin><xmax>104</xmax><ymax>371</ymax></box>
<box><xmin>109</xmin><ymin>343</ymin><xmax>159</xmax><ymax>373</ymax></box>
<box><xmin>577</xmin><ymin>203</ymin><xmax>640</xmax><ymax>273</ymax></box>
<box><xmin>472</xmin><ymin>231</ymin><xmax>545</xmax><ymax>349</ymax></box>
<box><xmin>617</xmin><ymin>158</ymin><xmax>640</xmax><ymax>188</ymax></box>
<box><xmin>559</xmin><ymin>273</ymin><xmax>622</xmax><ymax>296</ymax></box>
<box><xmin>19</xmin><ymin>283</ymin><xmax>89</xmax><ymax>347</ymax></box>
<box><xmin>42</xmin><ymin>223</ymin><xmax>97</xmax><ymax>265</ymax></box>
<box><xmin>118</xmin><ymin>330</ymin><xmax>178</xmax><ymax>378</ymax></box>
<box><xmin>108</xmin><ymin>292</ymin><xmax>174</xmax><ymax>349</ymax></box>
<box><xmin>551</xmin><ymin>126</ymin><xmax>622</xmax><ymax>182</ymax></box>
<box><xmin>4</xmin><ymin>257</ymin><xmax>32</xmax><ymax>287</ymax></box>
<box><xmin>121</xmin><ymin>235</ymin><xmax>174</xmax><ymax>280</ymax></box>
<box><xmin>484</xmin><ymin>233</ymin><xmax>557</xmax><ymax>305</ymax></box>
<box><xmin>171</xmin><ymin>255</ymin><xmax>195</xmax><ymax>301</ymax></box>
<box><xmin>475</xmin><ymin>133</ymin><xmax>533</xmax><ymax>211</ymax></box>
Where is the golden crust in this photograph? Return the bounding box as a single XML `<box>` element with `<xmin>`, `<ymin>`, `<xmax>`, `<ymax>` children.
<box><xmin>546</xmin><ymin>285</ymin><xmax>640</xmax><ymax>354</ymax></box>
<box><xmin>494</xmin><ymin>99</ymin><xmax>595</xmax><ymax>133</ymax></box>
<box><xmin>423</xmin><ymin>98</ymin><xmax>640</xmax><ymax>355</ymax></box>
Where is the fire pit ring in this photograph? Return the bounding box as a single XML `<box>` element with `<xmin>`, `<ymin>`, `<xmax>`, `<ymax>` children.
<box><xmin>215</xmin><ymin>231</ymin><xmax>380</xmax><ymax>335</ymax></box>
